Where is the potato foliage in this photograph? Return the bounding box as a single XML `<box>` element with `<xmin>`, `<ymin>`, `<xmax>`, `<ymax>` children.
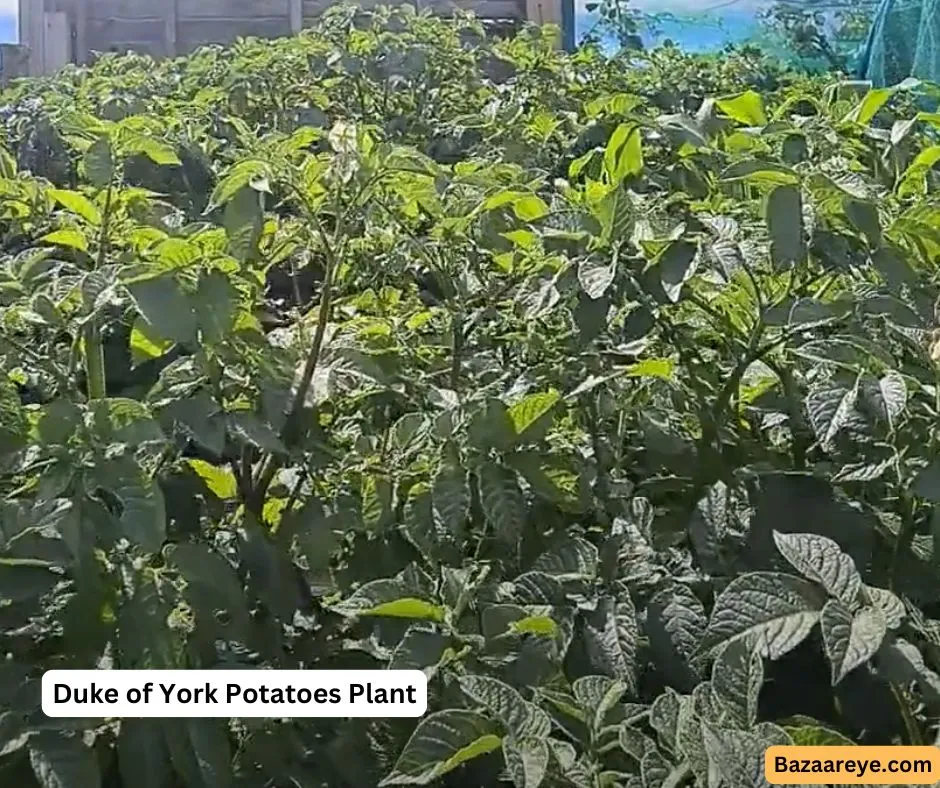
<box><xmin>2</xmin><ymin>5</ymin><xmax>940</xmax><ymax>788</ymax></box>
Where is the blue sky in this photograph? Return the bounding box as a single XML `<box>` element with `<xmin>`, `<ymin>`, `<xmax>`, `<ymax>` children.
<box><xmin>576</xmin><ymin>0</ymin><xmax>776</xmax><ymax>50</ymax></box>
<box><xmin>0</xmin><ymin>0</ymin><xmax>14</xmax><ymax>44</ymax></box>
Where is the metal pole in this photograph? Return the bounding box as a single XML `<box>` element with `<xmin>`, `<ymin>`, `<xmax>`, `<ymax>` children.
<box><xmin>561</xmin><ymin>0</ymin><xmax>575</xmax><ymax>51</ymax></box>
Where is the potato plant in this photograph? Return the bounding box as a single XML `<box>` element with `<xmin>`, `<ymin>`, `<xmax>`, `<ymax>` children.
<box><xmin>2</xmin><ymin>5</ymin><xmax>940</xmax><ymax>788</ymax></box>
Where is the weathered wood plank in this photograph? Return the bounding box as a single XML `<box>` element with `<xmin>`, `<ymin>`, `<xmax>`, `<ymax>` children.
<box><xmin>87</xmin><ymin>17</ymin><xmax>164</xmax><ymax>40</ymax></box>
<box><xmin>176</xmin><ymin>0</ymin><xmax>290</xmax><ymax>19</ymax></box>
<box><xmin>526</xmin><ymin>0</ymin><xmax>560</xmax><ymax>25</ymax></box>
<box><xmin>87</xmin><ymin>37</ymin><xmax>168</xmax><ymax>58</ymax></box>
<box><xmin>175</xmin><ymin>17</ymin><xmax>292</xmax><ymax>51</ymax></box>
<box><xmin>85</xmin><ymin>0</ymin><xmax>163</xmax><ymax>20</ymax></box>
<box><xmin>86</xmin><ymin>18</ymin><xmax>165</xmax><ymax>53</ymax></box>
<box><xmin>43</xmin><ymin>12</ymin><xmax>72</xmax><ymax>71</ymax></box>
<box><xmin>419</xmin><ymin>0</ymin><xmax>526</xmax><ymax>18</ymax></box>
<box><xmin>21</xmin><ymin>0</ymin><xmax>45</xmax><ymax>75</ymax></box>
<box><xmin>73</xmin><ymin>0</ymin><xmax>90</xmax><ymax>65</ymax></box>
<box><xmin>165</xmin><ymin>0</ymin><xmax>178</xmax><ymax>57</ymax></box>
<box><xmin>289</xmin><ymin>0</ymin><xmax>303</xmax><ymax>33</ymax></box>
<box><xmin>302</xmin><ymin>0</ymin><xmax>384</xmax><ymax>13</ymax></box>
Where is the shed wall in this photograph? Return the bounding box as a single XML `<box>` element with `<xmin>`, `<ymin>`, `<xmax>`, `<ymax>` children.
<box><xmin>62</xmin><ymin>0</ymin><xmax>529</xmax><ymax>62</ymax></box>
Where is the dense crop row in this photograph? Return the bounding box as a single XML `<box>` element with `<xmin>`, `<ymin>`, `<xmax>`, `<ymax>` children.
<box><xmin>2</xmin><ymin>5</ymin><xmax>940</xmax><ymax>787</ymax></box>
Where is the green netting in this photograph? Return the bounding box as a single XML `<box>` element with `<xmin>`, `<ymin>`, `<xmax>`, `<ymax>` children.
<box><xmin>860</xmin><ymin>0</ymin><xmax>940</xmax><ymax>85</ymax></box>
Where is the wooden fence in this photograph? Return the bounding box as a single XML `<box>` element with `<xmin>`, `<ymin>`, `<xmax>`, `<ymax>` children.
<box><xmin>17</xmin><ymin>0</ymin><xmax>559</xmax><ymax>74</ymax></box>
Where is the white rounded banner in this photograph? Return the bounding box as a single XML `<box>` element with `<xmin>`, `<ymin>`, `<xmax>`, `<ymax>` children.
<box><xmin>42</xmin><ymin>669</ymin><xmax>428</xmax><ymax>718</ymax></box>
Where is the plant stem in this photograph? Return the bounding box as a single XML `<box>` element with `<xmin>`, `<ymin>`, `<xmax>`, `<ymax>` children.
<box><xmin>84</xmin><ymin>185</ymin><xmax>114</xmax><ymax>400</ymax></box>
<box><xmin>890</xmin><ymin>681</ymin><xmax>923</xmax><ymax>745</ymax></box>
<box><xmin>248</xmin><ymin>237</ymin><xmax>335</xmax><ymax>514</ymax></box>
<box><xmin>889</xmin><ymin>489</ymin><xmax>915</xmax><ymax>592</ymax></box>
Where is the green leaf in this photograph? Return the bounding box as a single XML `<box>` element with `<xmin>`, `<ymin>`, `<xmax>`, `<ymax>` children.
<box><xmin>913</xmin><ymin>460</ymin><xmax>940</xmax><ymax>501</ymax></box>
<box><xmin>507</xmin><ymin>390</ymin><xmax>560</xmax><ymax>441</ymax></box>
<box><xmin>360</xmin><ymin>473</ymin><xmax>393</xmax><ymax>534</ymax></box>
<box><xmin>596</xmin><ymin>182</ymin><xmax>635</xmax><ymax>245</ymax></box>
<box><xmin>805</xmin><ymin>379</ymin><xmax>859</xmax><ymax>451</ymax></box>
<box><xmin>333</xmin><ymin>578</ymin><xmax>445</xmax><ymax>622</ymax></box>
<box><xmin>658</xmin><ymin>240</ymin><xmax>698</xmax><ymax>303</ymax></box>
<box><xmin>89</xmin><ymin>456</ymin><xmax>166</xmax><ymax>552</ymax></box>
<box><xmin>208</xmin><ymin>160</ymin><xmax>270</xmax><ymax>209</ymax></box>
<box><xmin>29</xmin><ymin>731</ymin><xmax>102</xmax><ymax>788</ymax></box>
<box><xmin>782</xmin><ymin>718</ymin><xmax>855</xmax><ymax>747</ymax></box>
<box><xmin>603</xmin><ymin>123</ymin><xmax>643</xmax><ymax>184</ymax></box>
<box><xmin>513</xmin><ymin>195</ymin><xmax>550</xmax><ymax>222</ymax></box>
<box><xmin>0</xmin><ymin>561</ymin><xmax>61</xmax><ymax>604</ymax></box>
<box><xmin>47</xmin><ymin>188</ymin><xmax>101</xmax><ymax>225</ymax></box>
<box><xmin>0</xmin><ymin>377</ymin><xmax>29</xmax><ymax>458</ymax></box>
<box><xmin>715</xmin><ymin>90</ymin><xmax>767</xmax><ymax>126</ymax></box>
<box><xmin>863</xmin><ymin>585</ymin><xmax>904</xmax><ymax>629</ymax></box>
<box><xmin>503</xmin><ymin>737</ymin><xmax>549</xmax><ymax>788</ymax></box>
<box><xmin>578</xmin><ymin>257</ymin><xmax>616</xmax><ymax>299</ymax></box>
<box><xmin>389</xmin><ymin>626</ymin><xmax>450</xmax><ymax>677</ymax></box>
<box><xmin>509</xmin><ymin>615</ymin><xmax>559</xmax><ymax>636</ymax></box>
<box><xmin>843</xmin><ymin>198</ymin><xmax>882</xmax><ymax>248</ymax></box>
<box><xmin>573</xmin><ymin>675</ymin><xmax>628</xmax><ymax>731</ymax></box>
<box><xmin>701</xmin><ymin>723</ymin><xmax>779</xmax><ymax>788</ymax></box>
<box><xmin>847</xmin><ymin>87</ymin><xmax>894</xmax><ymax>125</ymax></box>
<box><xmin>640</xmin><ymin>749</ymin><xmax>672</xmax><ymax>788</ymax></box>
<box><xmin>700</xmin><ymin>572</ymin><xmax>824</xmax><ymax>659</ymax></box>
<box><xmin>618</xmin><ymin>725</ymin><xmax>657</xmax><ymax>761</ymax></box>
<box><xmin>193</xmin><ymin>270</ymin><xmax>238</xmax><ymax>343</ymax></box>
<box><xmin>860</xmin><ymin>371</ymin><xmax>907</xmax><ymax>431</ymax></box>
<box><xmin>160</xmin><ymin>393</ymin><xmax>225</xmax><ymax>456</ymax></box>
<box><xmin>468</xmin><ymin>399</ymin><xmax>515</xmax><ymax>452</ymax></box>
<box><xmin>772</xmin><ymin>531</ymin><xmax>862</xmax><ymax>604</ymax></box>
<box><xmin>118</xmin><ymin>720</ymin><xmax>173</xmax><ymax>788</ymax></box>
<box><xmin>432</xmin><ymin>459</ymin><xmax>469</xmax><ymax>538</ymax></box>
<box><xmin>533</xmin><ymin>535</ymin><xmax>598</xmax><ymax>577</ymax></box>
<box><xmin>0</xmin><ymin>143</ymin><xmax>17</xmax><ymax>178</ymax></box>
<box><xmin>458</xmin><ymin>675</ymin><xmax>552</xmax><ymax>739</ymax></box>
<box><xmin>721</xmin><ymin>159</ymin><xmax>800</xmax><ymax>187</ymax></box>
<box><xmin>162</xmin><ymin>719</ymin><xmax>232</xmax><ymax>788</ymax></box>
<box><xmin>688</xmin><ymin>482</ymin><xmax>727</xmax><ymax>575</ymax></box>
<box><xmin>477</xmin><ymin>461</ymin><xmax>525</xmax><ymax>547</ymax></box>
<box><xmin>650</xmin><ymin>690</ymin><xmax>681</xmax><ymax>752</ymax></box>
<box><xmin>711</xmin><ymin>638</ymin><xmax>763</xmax><ymax>729</ymax></box>
<box><xmin>129</xmin><ymin>137</ymin><xmax>181</xmax><ymax>166</ymax></box>
<box><xmin>186</xmin><ymin>459</ymin><xmax>237</xmax><ymax>500</ymax></box>
<box><xmin>227</xmin><ymin>412</ymin><xmax>286</xmax><ymax>454</ymax></box>
<box><xmin>897</xmin><ymin>146</ymin><xmax>940</xmax><ymax>198</ymax></box>
<box><xmin>89</xmin><ymin>398</ymin><xmax>163</xmax><ymax>445</ymax></box>
<box><xmin>582</xmin><ymin>593</ymin><xmax>639</xmax><ymax>693</ymax></box>
<box><xmin>646</xmin><ymin>583</ymin><xmax>706</xmax><ymax>692</ymax></box>
<box><xmin>41</xmin><ymin>228</ymin><xmax>88</xmax><ymax>252</ymax></box>
<box><xmin>169</xmin><ymin>543</ymin><xmax>252</xmax><ymax>640</ymax></box>
<box><xmin>820</xmin><ymin>600</ymin><xmax>886</xmax><ymax>684</ymax></box>
<box><xmin>126</xmin><ymin>274</ymin><xmax>199</xmax><ymax>345</ymax></box>
<box><xmin>875</xmin><ymin>638</ymin><xmax>940</xmax><ymax>707</ymax></box>
<box><xmin>83</xmin><ymin>137</ymin><xmax>113</xmax><ymax>187</ymax></box>
<box><xmin>223</xmin><ymin>185</ymin><xmax>263</xmax><ymax>261</ymax></box>
<box><xmin>129</xmin><ymin>318</ymin><xmax>174</xmax><ymax>366</ymax></box>
<box><xmin>626</xmin><ymin>358</ymin><xmax>675</xmax><ymax>380</ymax></box>
<box><xmin>379</xmin><ymin>710</ymin><xmax>501</xmax><ymax>786</ymax></box>
<box><xmin>367</xmin><ymin>598</ymin><xmax>445</xmax><ymax>620</ymax></box>
<box><xmin>767</xmin><ymin>184</ymin><xmax>805</xmax><ymax>270</ymax></box>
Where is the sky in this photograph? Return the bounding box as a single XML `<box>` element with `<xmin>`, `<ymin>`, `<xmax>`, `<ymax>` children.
<box><xmin>576</xmin><ymin>0</ymin><xmax>777</xmax><ymax>51</ymax></box>
<box><xmin>0</xmin><ymin>0</ymin><xmax>14</xmax><ymax>44</ymax></box>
